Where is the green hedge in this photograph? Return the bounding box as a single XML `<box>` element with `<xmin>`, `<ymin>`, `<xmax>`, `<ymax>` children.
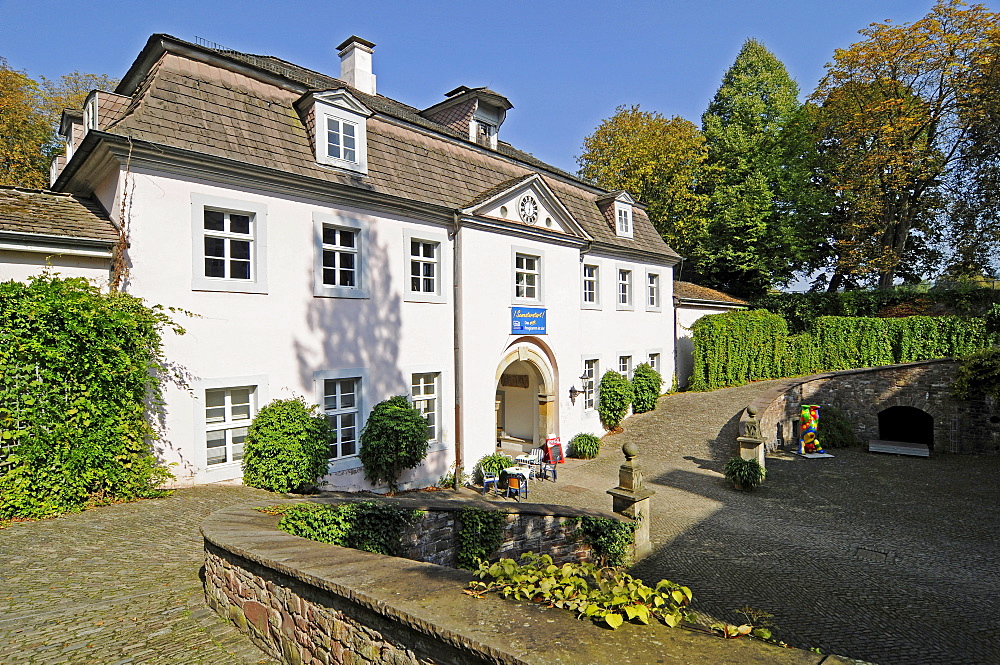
<box><xmin>691</xmin><ymin>310</ymin><xmax>995</xmax><ymax>391</ymax></box>
<box><xmin>242</xmin><ymin>397</ymin><xmax>332</xmax><ymax>493</ymax></box>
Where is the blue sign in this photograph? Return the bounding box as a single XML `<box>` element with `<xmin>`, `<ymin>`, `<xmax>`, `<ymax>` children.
<box><xmin>511</xmin><ymin>307</ymin><xmax>546</xmax><ymax>334</ymax></box>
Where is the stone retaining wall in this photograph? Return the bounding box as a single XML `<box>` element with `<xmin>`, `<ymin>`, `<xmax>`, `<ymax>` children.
<box><xmin>740</xmin><ymin>359</ymin><xmax>1000</xmax><ymax>455</ymax></box>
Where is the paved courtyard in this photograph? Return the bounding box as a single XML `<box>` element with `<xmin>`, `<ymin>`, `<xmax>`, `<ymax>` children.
<box><xmin>0</xmin><ymin>485</ymin><xmax>281</xmax><ymax>665</ymax></box>
<box><xmin>526</xmin><ymin>381</ymin><xmax>1000</xmax><ymax>665</ymax></box>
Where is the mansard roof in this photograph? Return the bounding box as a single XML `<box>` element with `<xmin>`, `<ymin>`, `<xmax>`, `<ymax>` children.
<box><xmin>0</xmin><ymin>187</ymin><xmax>116</xmax><ymax>242</ymax></box>
<box><xmin>673</xmin><ymin>281</ymin><xmax>747</xmax><ymax>306</ymax></box>
<box><xmin>82</xmin><ymin>34</ymin><xmax>679</xmax><ymax>262</ymax></box>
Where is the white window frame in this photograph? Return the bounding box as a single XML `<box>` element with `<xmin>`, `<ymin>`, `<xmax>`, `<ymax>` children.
<box><xmin>619</xmin><ymin>355</ymin><xmax>633</xmax><ymax>380</ymax></box>
<box><xmin>192</xmin><ymin>374</ymin><xmax>268</xmax><ymax>479</ymax></box>
<box><xmin>582</xmin><ymin>358</ymin><xmax>599</xmax><ymax>410</ymax></box>
<box><xmin>314</xmin><ymin>368</ymin><xmax>369</xmax><ymax>473</ymax></box>
<box><xmin>191</xmin><ymin>194</ymin><xmax>268</xmax><ymax>294</ymax></box>
<box><xmin>581</xmin><ymin>263</ymin><xmax>601</xmax><ymax>310</ymax></box>
<box><xmin>403</xmin><ymin>229</ymin><xmax>447</xmax><ymax>304</ymax></box>
<box><xmin>646</xmin><ymin>351</ymin><xmax>662</xmax><ymax>374</ymax></box>
<box><xmin>314</xmin><ymin>212</ymin><xmax>369</xmax><ymax>298</ymax></box>
<box><xmin>314</xmin><ymin>96</ymin><xmax>369</xmax><ymax>175</ymax></box>
<box><xmin>204</xmin><ymin>386</ymin><xmax>255</xmax><ymax>467</ymax></box>
<box><xmin>511</xmin><ymin>247</ymin><xmax>544</xmax><ymax>305</ymax></box>
<box><xmin>410</xmin><ymin>371</ymin><xmax>442</xmax><ymax>447</ymax></box>
<box><xmin>646</xmin><ymin>271</ymin><xmax>662</xmax><ymax>312</ymax></box>
<box><xmin>614</xmin><ymin>201</ymin><xmax>633</xmax><ymax>238</ymax></box>
<box><xmin>616</xmin><ymin>265</ymin><xmax>634</xmax><ymax>310</ymax></box>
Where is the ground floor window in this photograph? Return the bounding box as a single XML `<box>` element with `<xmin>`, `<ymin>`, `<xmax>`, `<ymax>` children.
<box><xmin>583</xmin><ymin>359</ymin><xmax>598</xmax><ymax>410</ymax></box>
<box><xmin>619</xmin><ymin>355</ymin><xmax>632</xmax><ymax>379</ymax></box>
<box><xmin>410</xmin><ymin>372</ymin><xmax>440</xmax><ymax>442</ymax></box>
<box><xmin>205</xmin><ymin>386</ymin><xmax>254</xmax><ymax>465</ymax></box>
<box><xmin>323</xmin><ymin>378</ymin><xmax>359</xmax><ymax>459</ymax></box>
<box><xmin>648</xmin><ymin>353</ymin><xmax>660</xmax><ymax>373</ymax></box>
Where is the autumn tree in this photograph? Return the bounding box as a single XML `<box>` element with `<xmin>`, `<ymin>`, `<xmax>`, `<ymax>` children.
<box><xmin>578</xmin><ymin>105</ymin><xmax>709</xmax><ymax>259</ymax></box>
<box><xmin>0</xmin><ymin>58</ymin><xmax>56</xmax><ymax>188</ymax></box>
<box><xmin>813</xmin><ymin>0</ymin><xmax>1000</xmax><ymax>289</ymax></box>
<box><xmin>697</xmin><ymin>39</ymin><xmax>828</xmax><ymax>298</ymax></box>
<box><xmin>38</xmin><ymin>71</ymin><xmax>119</xmax><ymax>132</ymax></box>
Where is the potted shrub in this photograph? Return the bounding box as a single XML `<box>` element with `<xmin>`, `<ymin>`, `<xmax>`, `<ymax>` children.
<box><xmin>569</xmin><ymin>433</ymin><xmax>601</xmax><ymax>459</ymax></box>
<box><xmin>723</xmin><ymin>457</ymin><xmax>765</xmax><ymax>491</ymax></box>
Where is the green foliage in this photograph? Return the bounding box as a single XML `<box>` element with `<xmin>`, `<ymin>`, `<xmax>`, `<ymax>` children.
<box><xmin>437</xmin><ymin>463</ymin><xmax>469</xmax><ymax>489</ymax></box>
<box><xmin>241</xmin><ymin>397</ymin><xmax>332</xmax><ymax>493</ymax></box>
<box><xmin>0</xmin><ymin>275</ymin><xmax>178</xmax><ymax>519</ymax></box>
<box><xmin>0</xmin><ymin>58</ymin><xmax>57</xmax><ymax>187</ymax></box>
<box><xmin>952</xmin><ymin>347</ymin><xmax>1000</xmax><ymax>400</ymax></box>
<box><xmin>568</xmin><ymin>433</ymin><xmax>601</xmax><ymax>459</ymax></box>
<box><xmin>578</xmin><ymin>516</ymin><xmax>638</xmax><ymax>568</ymax></box>
<box><xmin>473</xmin><ymin>452</ymin><xmax>513</xmax><ymax>485</ymax></box>
<box><xmin>276</xmin><ymin>501</ymin><xmax>423</xmax><ymax>557</ymax></box>
<box><xmin>723</xmin><ymin>457</ymin><xmax>766</xmax><ymax>491</ymax></box>
<box><xmin>358</xmin><ymin>395</ymin><xmax>430</xmax><ymax>492</ymax></box>
<box><xmin>690</xmin><ymin>310</ymin><xmax>788</xmax><ymax>391</ymax></box>
<box><xmin>467</xmin><ymin>553</ymin><xmax>693</xmax><ymax>631</ymax></box>
<box><xmin>597</xmin><ymin>370</ymin><xmax>633</xmax><ymax>431</ymax></box>
<box><xmin>456</xmin><ymin>507</ymin><xmax>507</xmax><ymax>570</ymax></box>
<box><xmin>630</xmin><ymin>363</ymin><xmax>662</xmax><ymax>414</ymax></box>
<box><xmin>817</xmin><ymin>406</ymin><xmax>860</xmax><ymax>448</ymax></box>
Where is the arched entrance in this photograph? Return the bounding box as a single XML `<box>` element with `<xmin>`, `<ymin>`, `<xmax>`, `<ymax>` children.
<box><xmin>878</xmin><ymin>406</ymin><xmax>934</xmax><ymax>448</ymax></box>
<box><xmin>494</xmin><ymin>343</ymin><xmax>557</xmax><ymax>451</ymax></box>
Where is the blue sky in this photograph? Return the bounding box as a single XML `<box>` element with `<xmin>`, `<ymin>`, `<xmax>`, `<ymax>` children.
<box><xmin>0</xmin><ymin>0</ymin><xmax>973</xmax><ymax>174</ymax></box>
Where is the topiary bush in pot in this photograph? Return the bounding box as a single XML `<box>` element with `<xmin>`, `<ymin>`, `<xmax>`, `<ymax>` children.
<box><xmin>569</xmin><ymin>433</ymin><xmax>602</xmax><ymax>459</ymax></box>
<box><xmin>723</xmin><ymin>457</ymin><xmax>765</xmax><ymax>491</ymax></box>
<box><xmin>358</xmin><ymin>395</ymin><xmax>430</xmax><ymax>493</ymax></box>
<box><xmin>242</xmin><ymin>397</ymin><xmax>333</xmax><ymax>493</ymax></box>
<box><xmin>598</xmin><ymin>370</ymin><xmax>633</xmax><ymax>431</ymax></box>
<box><xmin>631</xmin><ymin>363</ymin><xmax>662</xmax><ymax>414</ymax></box>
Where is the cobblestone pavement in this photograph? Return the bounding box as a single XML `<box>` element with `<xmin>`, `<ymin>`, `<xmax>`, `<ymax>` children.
<box><xmin>0</xmin><ymin>485</ymin><xmax>281</xmax><ymax>665</ymax></box>
<box><xmin>527</xmin><ymin>382</ymin><xmax>1000</xmax><ymax>665</ymax></box>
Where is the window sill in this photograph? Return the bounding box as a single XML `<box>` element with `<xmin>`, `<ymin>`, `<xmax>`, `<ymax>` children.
<box><xmin>616</xmin><ymin>303</ymin><xmax>635</xmax><ymax>311</ymax></box>
<box><xmin>192</xmin><ymin>277</ymin><xmax>268</xmax><ymax>295</ymax></box>
<box><xmin>314</xmin><ymin>286</ymin><xmax>370</xmax><ymax>299</ymax></box>
<box><xmin>326</xmin><ymin>455</ymin><xmax>363</xmax><ymax>474</ymax></box>
<box><xmin>404</xmin><ymin>293</ymin><xmax>447</xmax><ymax>304</ymax></box>
<box><xmin>581</xmin><ymin>302</ymin><xmax>602</xmax><ymax>311</ymax></box>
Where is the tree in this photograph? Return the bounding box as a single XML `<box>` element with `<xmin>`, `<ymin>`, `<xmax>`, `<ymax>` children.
<box><xmin>578</xmin><ymin>105</ymin><xmax>709</xmax><ymax>258</ymax></box>
<box><xmin>38</xmin><ymin>71</ymin><xmax>119</xmax><ymax>132</ymax></box>
<box><xmin>697</xmin><ymin>39</ymin><xmax>828</xmax><ymax>298</ymax></box>
<box><xmin>358</xmin><ymin>395</ymin><xmax>430</xmax><ymax>492</ymax></box>
<box><xmin>813</xmin><ymin>0</ymin><xmax>1000</xmax><ymax>289</ymax></box>
<box><xmin>0</xmin><ymin>58</ymin><xmax>56</xmax><ymax>188</ymax></box>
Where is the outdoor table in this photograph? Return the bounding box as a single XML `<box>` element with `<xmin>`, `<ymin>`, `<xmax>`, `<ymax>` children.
<box><xmin>502</xmin><ymin>466</ymin><xmax>531</xmax><ymax>481</ymax></box>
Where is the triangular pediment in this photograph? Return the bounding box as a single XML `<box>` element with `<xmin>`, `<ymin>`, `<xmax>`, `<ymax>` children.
<box><xmin>312</xmin><ymin>89</ymin><xmax>373</xmax><ymax>116</ymax></box>
<box><xmin>462</xmin><ymin>174</ymin><xmax>591</xmax><ymax>238</ymax></box>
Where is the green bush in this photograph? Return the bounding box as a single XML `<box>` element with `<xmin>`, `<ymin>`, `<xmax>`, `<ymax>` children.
<box><xmin>818</xmin><ymin>405</ymin><xmax>860</xmax><ymax>448</ymax></box>
<box><xmin>579</xmin><ymin>516</ymin><xmax>638</xmax><ymax>568</ymax></box>
<box><xmin>952</xmin><ymin>347</ymin><xmax>1000</xmax><ymax>399</ymax></box>
<box><xmin>723</xmin><ymin>457</ymin><xmax>765</xmax><ymax>491</ymax></box>
<box><xmin>569</xmin><ymin>433</ymin><xmax>601</xmax><ymax>459</ymax></box>
<box><xmin>597</xmin><ymin>370</ymin><xmax>633</xmax><ymax>431</ymax></box>
<box><xmin>276</xmin><ymin>501</ymin><xmax>423</xmax><ymax>556</ymax></box>
<box><xmin>456</xmin><ymin>507</ymin><xmax>507</xmax><ymax>570</ymax></box>
<box><xmin>690</xmin><ymin>310</ymin><xmax>788</xmax><ymax>391</ymax></box>
<box><xmin>358</xmin><ymin>395</ymin><xmax>430</xmax><ymax>492</ymax></box>
<box><xmin>631</xmin><ymin>363</ymin><xmax>662</xmax><ymax>413</ymax></box>
<box><xmin>473</xmin><ymin>452</ymin><xmax>513</xmax><ymax>485</ymax></box>
<box><xmin>0</xmin><ymin>275</ymin><xmax>179</xmax><ymax>519</ymax></box>
<box><xmin>242</xmin><ymin>397</ymin><xmax>332</xmax><ymax>493</ymax></box>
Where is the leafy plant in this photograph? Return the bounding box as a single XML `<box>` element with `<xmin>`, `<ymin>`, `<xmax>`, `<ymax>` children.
<box><xmin>465</xmin><ymin>553</ymin><xmax>693</xmax><ymax>631</ymax></box>
<box><xmin>358</xmin><ymin>395</ymin><xmax>430</xmax><ymax>492</ymax></box>
<box><xmin>597</xmin><ymin>370</ymin><xmax>633</xmax><ymax>431</ymax></box>
<box><xmin>569</xmin><ymin>433</ymin><xmax>601</xmax><ymax>459</ymax></box>
<box><xmin>952</xmin><ymin>347</ymin><xmax>1000</xmax><ymax>399</ymax></box>
<box><xmin>276</xmin><ymin>501</ymin><xmax>423</xmax><ymax>556</ymax></box>
<box><xmin>242</xmin><ymin>397</ymin><xmax>332</xmax><ymax>493</ymax></box>
<box><xmin>456</xmin><ymin>507</ymin><xmax>507</xmax><ymax>570</ymax></box>
<box><xmin>690</xmin><ymin>310</ymin><xmax>788</xmax><ymax>391</ymax></box>
<box><xmin>817</xmin><ymin>405</ymin><xmax>860</xmax><ymax>448</ymax></box>
<box><xmin>473</xmin><ymin>452</ymin><xmax>513</xmax><ymax>485</ymax></box>
<box><xmin>578</xmin><ymin>516</ymin><xmax>637</xmax><ymax>568</ymax></box>
<box><xmin>0</xmin><ymin>275</ymin><xmax>179</xmax><ymax>519</ymax></box>
<box><xmin>437</xmin><ymin>463</ymin><xmax>469</xmax><ymax>489</ymax></box>
<box><xmin>631</xmin><ymin>363</ymin><xmax>662</xmax><ymax>414</ymax></box>
<box><xmin>723</xmin><ymin>457</ymin><xmax>765</xmax><ymax>491</ymax></box>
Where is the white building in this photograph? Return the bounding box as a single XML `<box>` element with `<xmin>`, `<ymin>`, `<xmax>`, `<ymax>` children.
<box><xmin>673</xmin><ymin>281</ymin><xmax>747</xmax><ymax>389</ymax></box>
<box><xmin>20</xmin><ymin>34</ymin><xmax>680</xmax><ymax>491</ymax></box>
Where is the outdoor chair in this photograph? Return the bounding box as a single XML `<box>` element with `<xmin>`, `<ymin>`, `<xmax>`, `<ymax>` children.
<box><xmin>516</xmin><ymin>448</ymin><xmax>544</xmax><ymax>479</ymax></box>
<box><xmin>505</xmin><ymin>474</ymin><xmax>528</xmax><ymax>501</ymax></box>
<box><xmin>482</xmin><ymin>471</ymin><xmax>499</xmax><ymax>496</ymax></box>
<box><xmin>539</xmin><ymin>461</ymin><xmax>557</xmax><ymax>481</ymax></box>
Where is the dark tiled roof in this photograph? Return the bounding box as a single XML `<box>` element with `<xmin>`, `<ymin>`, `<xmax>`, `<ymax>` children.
<box><xmin>103</xmin><ymin>35</ymin><xmax>679</xmax><ymax>261</ymax></box>
<box><xmin>464</xmin><ymin>174</ymin><xmax>536</xmax><ymax>209</ymax></box>
<box><xmin>0</xmin><ymin>187</ymin><xmax>117</xmax><ymax>242</ymax></box>
<box><xmin>674</xmin><ymin>281</ymin><xmax>747</xmax><ymax>305</ymax></box>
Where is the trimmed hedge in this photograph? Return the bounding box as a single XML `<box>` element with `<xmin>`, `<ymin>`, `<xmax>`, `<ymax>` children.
<box><xmin>690</xmin><ymin>310</ymin><xmax>788</xmax><ymax>392</ymax></box>
<box><xmin>597</xmin><ymin>370</ymin><xmax>633</xmax><ymax>431</ymax></box>
<box><xmin>242</xmin><ymin>397</ymin><xmax>332</xmax><ymax>493</ymax></box>
<box><xmin>631</xmin><ymin>363</ymin><xmax>662</xmax><ymax>414</ymax></box>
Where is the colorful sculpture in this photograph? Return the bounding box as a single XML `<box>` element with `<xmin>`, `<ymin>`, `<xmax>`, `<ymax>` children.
<box><xmin>800</xmin><ymin>404</ymin><xmax>824</xmax><ymax>454</ymax></box>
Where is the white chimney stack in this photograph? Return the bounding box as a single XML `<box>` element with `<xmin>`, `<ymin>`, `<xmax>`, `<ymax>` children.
<box><xmin>337</xmin><ymin>36</ymin><xmax>376</xmax><ymax>96</ymax></box>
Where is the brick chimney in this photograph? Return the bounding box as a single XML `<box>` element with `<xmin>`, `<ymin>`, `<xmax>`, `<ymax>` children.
<box><xmin>337</xmin><ymin>36</ymin><xmax>376</xmax><ymax>96</ymax></box>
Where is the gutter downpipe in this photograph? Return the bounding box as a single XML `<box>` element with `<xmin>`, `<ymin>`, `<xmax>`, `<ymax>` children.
<box><xmin>451</xmin><ymin>211</ymin><xmax>463</xmax><ymax>491</ymax></box>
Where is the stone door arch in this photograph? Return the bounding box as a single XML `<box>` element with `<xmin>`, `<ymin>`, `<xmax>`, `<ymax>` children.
<box><xmin>494</xmin><ymin>342</ymin><xmax>557</xmax><ymax>449</ymax></box>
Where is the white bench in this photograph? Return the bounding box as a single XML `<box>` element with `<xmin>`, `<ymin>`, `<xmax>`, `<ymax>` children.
<box><xmin>868</xmin><ymin>439</ymin><xmax>930</xmax><ymax>457</ymax></box>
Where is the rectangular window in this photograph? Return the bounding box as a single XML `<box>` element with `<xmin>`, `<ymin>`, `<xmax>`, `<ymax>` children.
<box><xmin>619</xmin><ymin>355</ymin><xmax>632</xmax><ymax>379</ymax></box>
<box><xmin>515</xmin><ymin>253</ymin><xmax>540</xmax><ymax>301</ymax></box>
<box><xmin>617</xmin><ymin>208</ymin><xmax>630</xmax><ymax>235</ymax></box>
<box><xmin>618</xmin><ymin>269</ymin><xmax>632</xmax><ymax>306</ymax></box>
<box><xmin>203</xmin><ymin>209</ymin><xmax>253</xmax><ymax>280</ymax></box>
<box><xmin>327</xmin><ymin>117</ymin><xmax>358</xmax><ymax>163</ymax></box>
<box><xmin>205</xmin><ymin>387</ymin><xmax>254</xmax><ymax>466</ymax></box>
<box><xmin>321</xmin><ymin>225</ymin><xmax>358</xmax><ymax>288</ymax></box>
<box><xmin>409</xmin><ymin>240</ymin><xmax>439</xmax><ymax>295</ymax></box>
<box><xmin>648</xmin><ymin>353</ymin><xmax>660</xmax><ymax>373</ymax></box>
<box><xmin>411</xmin><ymin>373</ymin><xmax>440</xmax><ymax>442</ymax></box>
<box><xmin>647</xmin><ymin>273</ymin><xmax>660</xmax><ymax>308</ymax></box>
<box><xmin>323</xmin><ymin>378</ymin><xmax>359</xmax><ymax>459</ymax></box>
<box><xmin>582</xmin><ymin>264</ymin><xmax>598</xmax><ymax>304</ymax></box>
<box><xmin>476</xmin><ymin>120</ymin><xmax>496</xmax><ymax>147</ymax></box>
<box><xmin>583</xmin><ymin>359</ymin><xmax>598</xmax><ymax>410</ymax></box>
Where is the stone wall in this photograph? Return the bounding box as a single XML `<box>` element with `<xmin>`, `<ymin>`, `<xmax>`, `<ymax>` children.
<box><xmin>741</xmin><ymin>359</ymin><xmax>1000</xmax><ymax>455</ymax></box>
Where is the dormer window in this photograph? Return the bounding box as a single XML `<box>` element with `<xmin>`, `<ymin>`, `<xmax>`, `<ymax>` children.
<box><xmin>326</xmin><ymin>117</ymin><xmax>358</xmax><ymax>163</ymax></box>
<box><xmin>310</xmin><ymin>89</ymin><xmax>371</xmax><ymax>175</ymax></box>
<box><xmin>615</xmin><ymin>202</ymin><xmax>633</xmax><ymax>238</ymax></box>
<box><xmin>476</xmin><ymin>120</ymin><xmax>495</xmax><ymax>147</ymax></box>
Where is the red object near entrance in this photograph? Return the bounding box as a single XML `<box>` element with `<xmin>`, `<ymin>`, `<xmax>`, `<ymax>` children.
<box><xmin>543</xmin><ymin>437</ymin><xmax>564</xmax><ymax>464</ymax></box>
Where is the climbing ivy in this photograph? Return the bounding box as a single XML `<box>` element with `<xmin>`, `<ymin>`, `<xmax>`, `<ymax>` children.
<box><xmin>630</xmin><ymin>363</ymin><xmax>662</xmax><ymax>414</ymax></box>
<box><xmin>275</xmin><ymin>501</ymin><xmax>424</xmax><ymax>556</ymax></box>
<box><xmin>578</xmin><ymin>516</ymin><xmax>638</xmax><ymax>568</ymax></box>
<box><xmin>0</xmin><ymin>276</ymin><xmax>180</xmax><ymax>519</ymax></box>
<box><xmin>456</xmin><ymin>507</ymin><xmax>507</xmax><ymax>570</ymax></box>
<box><xmin>951</xmin><ymin>347</ymin><xmax>1000</xmax><ymax>400</ymax></box>
<box><xmin>690</xmin><ymin>310</ymin><xmax>788</xmax><ymax>391</ymax></box>
<box><xmin>597</xmin><ymin>370</ymin><xmax>633</xmax><ymax>431</ymax></box>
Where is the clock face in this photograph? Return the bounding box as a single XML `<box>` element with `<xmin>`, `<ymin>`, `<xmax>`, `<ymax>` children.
<box><xmin>519</xmin><ymin>195</ymin><xmax>538</xmax><ymax>224</ymax></box>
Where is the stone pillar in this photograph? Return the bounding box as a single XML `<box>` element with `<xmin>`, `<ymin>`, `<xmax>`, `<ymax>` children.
<box><xmin>537</xmin><ymin>392</ymin><xmax>556</xmax><ymax>439</ymax></box>
<box><xmin>607</xmin><ymin>441</ymin><xmax>655</xmax><ymax>561</ymax></box>
<box><xmin>738</xmin><ymin>405</ymin><xmax>766</xmax><ymax>469</ymax></box>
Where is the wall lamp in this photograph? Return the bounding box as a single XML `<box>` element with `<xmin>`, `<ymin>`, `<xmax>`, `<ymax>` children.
<box><xmin>568</xmin><ymin>372</ymin><xmax>591</xmax><ymax>405</ymax></box>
